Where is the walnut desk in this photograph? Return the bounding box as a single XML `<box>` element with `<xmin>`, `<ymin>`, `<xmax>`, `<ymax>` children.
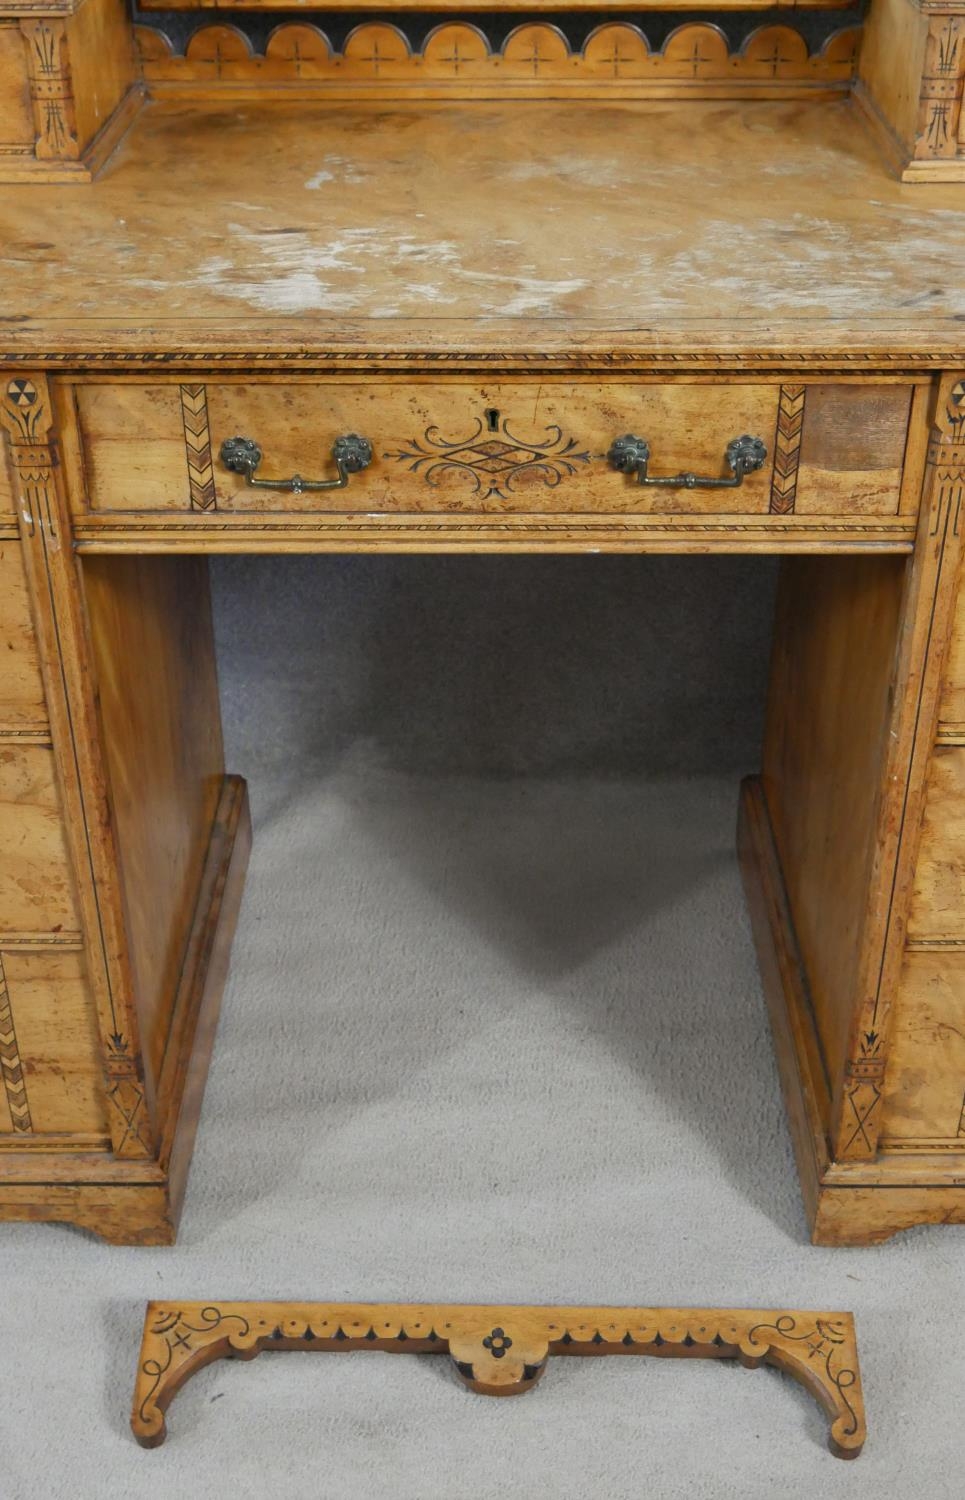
<box><xmin>0</xmin><ymin>96</ymin><xmax>964</xmax><ymax>1247</ymax></box>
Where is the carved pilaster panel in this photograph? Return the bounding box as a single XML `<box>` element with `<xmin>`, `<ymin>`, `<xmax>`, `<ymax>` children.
<box><xmin>913</xmin><ymin>15</ymin><xmax>964</xmax><ymax>162</ymax></box>
<box><xmin>20</xmin><ymin>19</ymin><xmax>79</xmax><ymax>161</ymax></box>
<box><xmin>834</xmin><ymin>374</ymin><xmax>965</xmax><ymax>1162</ymax></box>
<box><xmin>0</xmin><ymin>375</ymin><xmax>153</xmax><ymax>1158</ymax></box>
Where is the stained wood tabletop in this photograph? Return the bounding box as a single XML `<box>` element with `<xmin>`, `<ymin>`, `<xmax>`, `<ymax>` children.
<box><xmin>1</xmin><ymin>95</ymin><xmax>964</xmax><ymax>363</ymax></box>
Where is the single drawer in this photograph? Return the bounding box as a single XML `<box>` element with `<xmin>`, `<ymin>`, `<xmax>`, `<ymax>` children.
<box><xmin>66</xmin><ymin>380</ymin><xmax>919</xmax><ymax>520</ymax></box>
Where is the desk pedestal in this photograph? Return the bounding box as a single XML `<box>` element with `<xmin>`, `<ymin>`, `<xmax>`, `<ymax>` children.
<box><xmin>1</xmin><ymin>370</ymin><xmax>964</xmax><ymax>1246</ymax></box>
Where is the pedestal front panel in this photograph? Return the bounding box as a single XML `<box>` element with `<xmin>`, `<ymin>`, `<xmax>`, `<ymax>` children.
<box><xmin>0</xmin><ymin>373</ymin><xmax>249</xmax><ymax>1244</ymax></box>
<box><xmin>0</xmin><ymin>539</ymin><xmax>109</xmax><ymax>1149</ymax></box>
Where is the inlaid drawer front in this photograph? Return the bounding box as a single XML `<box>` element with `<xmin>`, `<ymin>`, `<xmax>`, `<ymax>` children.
<box><xmin>0</xmin><ymin>746</ymin><xmax>80</xmax><ymax>935</ymax></box>
<box><xmin>68</xmin><ymin>381</ymin><xmax>918</xmax><ymax>519</ymax></box>
<box><xmin>908</xmin><ymin>748</ymin><xmax>965</xmax><ymax>940</ymax></box>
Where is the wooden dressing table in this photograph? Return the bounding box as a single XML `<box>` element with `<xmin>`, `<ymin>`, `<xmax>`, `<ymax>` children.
<box><xmin>1</xmin><ymin>4</ymin><xmax>964</xmax><ymax>1247</ymax></box>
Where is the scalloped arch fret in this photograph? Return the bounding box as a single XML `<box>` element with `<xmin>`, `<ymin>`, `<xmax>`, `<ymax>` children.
<box><xmin>132</xmin><ymin>1300</ymin><xmax>866</xmax><ymax>1459</ymax></box>
<box><xmin>135</xmin><ymin>22</ymin><xmax>862</xmax><ymax>99</ymax></box>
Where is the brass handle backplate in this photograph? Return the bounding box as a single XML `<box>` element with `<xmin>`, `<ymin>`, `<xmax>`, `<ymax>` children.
<box><xmin>607</xmin><ymin>433</ymin><xmax>767</xmax><ymax>490</ymax></box>
<box><xmin>220</xmin><ymin>433</ymin><xmax>373</xmax><ymax>493</ymax></box>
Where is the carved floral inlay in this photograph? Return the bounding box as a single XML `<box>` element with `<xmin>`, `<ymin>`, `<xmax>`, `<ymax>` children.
<box><xmin>384</xmin><ymin>418</ymin><xmax>591</xmax><ymax>501</ymax></box>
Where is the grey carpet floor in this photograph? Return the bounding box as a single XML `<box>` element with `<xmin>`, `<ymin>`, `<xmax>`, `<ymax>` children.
<box><xmin>3</xmin><ymin>761</ymin><xmax>964</xmax><ymax>1498</ymax></box>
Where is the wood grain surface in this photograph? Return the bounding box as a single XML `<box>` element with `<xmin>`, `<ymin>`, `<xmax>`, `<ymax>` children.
<box><xmin>82</xmin><ymin>555</ymin><xmax>225</xmax><ymax>1083</ymax></box>
<box><xmin>67</xmin><ymin>379</ymin><xmax>913</xmax><ymax>518</ymax></box>
<box><xmin>1</xmin><ymin>84</ymin><xmax>965</xmax><ymax>1244</ymax></box>
<box><xmin>1</xmin><ymin>98</ymin><xmax>964</xmax><ymax>363</ymax></box>
<box><xmin>131</xmin><ymin>1301</ymin><xmax>866</xmax><ymax>1460</ymax></box>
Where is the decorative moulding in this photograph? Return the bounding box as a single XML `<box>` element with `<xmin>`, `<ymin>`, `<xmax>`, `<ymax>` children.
<box><xmin>134</xmin><ymin>21</ymin><xmax>863</xmax><ymax>102</ymax></box>
<box><xmin>131</xmin><ymin>1300</ymin><xmax>867</xmax><ymax>1459</ymax></box>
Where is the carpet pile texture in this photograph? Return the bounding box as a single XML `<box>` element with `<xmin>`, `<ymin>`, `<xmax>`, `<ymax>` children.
<box><xmin>3</xmin><ymin>559</ymin><xmax>961</xmax><ymax>1497</ymax></box>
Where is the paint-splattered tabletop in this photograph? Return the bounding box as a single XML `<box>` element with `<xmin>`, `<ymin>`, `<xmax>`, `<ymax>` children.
<box><xmin>1</xmin><ymin>97</ymin><xmax>964</xmax><ymax>362</ymax></box>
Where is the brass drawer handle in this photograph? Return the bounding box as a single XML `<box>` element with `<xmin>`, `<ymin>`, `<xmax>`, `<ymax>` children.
<box><xmin>607</xmin><ymin>433</ymin><xmax>767</xmax><ymax>490</ymax></box>
<box><xmin>220</xmin><ymin>434</ymin><xmax>373</xmax><ymax>494</ymax></box>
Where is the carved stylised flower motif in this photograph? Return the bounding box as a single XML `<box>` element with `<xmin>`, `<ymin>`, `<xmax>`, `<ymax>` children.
<box><xmin>6</xmin><ymin>377</ymin><xmax>37</xmax><ymax>409</ymax></box>
<box><xmin>384</xmin><ymin>418</ymin><xmax>590</xmax><ymax>502</ymax></box>
<box><xmin>482</xmin><ymin>1327</ymin><xmax>513</xmax><ymax>1359</ymax></box>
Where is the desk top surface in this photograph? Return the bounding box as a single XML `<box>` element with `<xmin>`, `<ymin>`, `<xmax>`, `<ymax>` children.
<box><xmin>2</xmin><ymin>96</ymin><xmax>964</xmax><ymax>368</ymax></box>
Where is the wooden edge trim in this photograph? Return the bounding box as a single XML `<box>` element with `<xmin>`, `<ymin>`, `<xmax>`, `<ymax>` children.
<box><xmin>809</xmin><ymin>1180</ymin><xmax>965</xmax><ymax>1244</ymax></box>
<box><xmin>0</xmin><ymin>928</ymin><xmax>82</xmax><ymax>946</ymax></box>
<box><xmin>0</xmin><ymin>1147</ymin><xmax>165</xmax><ymax>1180</ymax></box>
<box><xmin>851</xmin><ymin>79</ymin><xmax>917</xmax><ymax>179</ymax></box>
<box><xmin>897</xmin><ymin>158</ymin><xmax>965</xmax><ymax>183</ymax></box>
<box><xmin>0</xmin><ymin>0</ymin><xmax>87</xmax><ymax>15</ymax></box>
<box><xmin>71</xmin><ymin>533</ymin><xmax>916</xmax><ymax>557</ymax></box>
<box><xmin>131</xmin><ymin>1301</ymin><xmax>866</xmax><ymax>1459</ymax></box>
<box><xmin>154</xmin><ymin>775</ymin><xmax>251</xmax><ymax>1225</ymax></box>
<box><xmin>737</xmin><ymin>778</ymin><xmax>831</xmax><ymax>1215</ymax></box>
<box><xmin>69</xmin><ymin>514</ymin><xmax>917</xmax><ymax>557</ymax></box>
<box><xmin>0</xmin><ymin>1130</ymin><xmax>107</xmax><ymax>1149</ymax></box>
<box><xmin>135</xmin><ymin>0</ymin><xmax>858</xmax><ymax>11</ymax></box>
<box><xmin>77</xmin><ymin>80</ymin><xmax>145</xmax><ymax>178</ymax></box>
<box><xmin>0</xmin><ymin>1180</ymin><xmax>173</xmax><ymax>1242</ymax></box>
<box><xmin>0</xmin><ymin>354</ymin><xmax>956</xmax><ymax>373</ymax></box>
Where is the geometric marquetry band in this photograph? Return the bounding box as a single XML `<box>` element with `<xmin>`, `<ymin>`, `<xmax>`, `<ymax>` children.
<box><xmin>179</xmin><ymin>385</ymin><xmax>217</xmax><ymax>510</ymax></box>
<box><xmin>769</xmin><ymin>386</ymin><xmax>806</xmax><ymax>514</ymax></box>
<box><xmin>0</xmin><ymin>354</ymin><xmax>959</xmax><ymax>373</ymax></box>
<box><xmin>0</xmin><ymin>955</ymin><xmax>32</xmax><ymax>1132</ymax></box>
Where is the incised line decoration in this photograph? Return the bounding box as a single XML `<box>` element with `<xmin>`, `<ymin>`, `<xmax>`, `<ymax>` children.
<box><xmin>384</xmin><ymin>416</ymin><xmax>591</xmax><ymax>501</ymax></box>
<box><xmin>1</xmin><ymin>376</ymin><xmax>151</xmax><ymax>1159</ymax></box>
<box><xmin>132</xmin><ymin>1301</ymin><xmax>866</xmax><ymax>1459</ymax></box>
